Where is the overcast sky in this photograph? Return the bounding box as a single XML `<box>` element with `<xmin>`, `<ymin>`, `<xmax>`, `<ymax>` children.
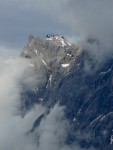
<box><xmin>0</xmin><ymin>0</ymin><xmax>75</xmax><ymax>49</ymax></box>
<box><xmin>0</xmin><ymin>0</ymin><xmax>113</xmax><ymax>53</ymax></box>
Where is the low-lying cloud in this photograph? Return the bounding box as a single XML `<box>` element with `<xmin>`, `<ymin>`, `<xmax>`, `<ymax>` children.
<box><xmin>0</xmin><ymin>48</ymin><xmax>46</xmax><ymax>150</ymax></box>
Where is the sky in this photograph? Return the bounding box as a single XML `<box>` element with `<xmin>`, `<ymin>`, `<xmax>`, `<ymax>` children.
<box><xmin>0</xmin><ymin>0</ymin><xmax>113</xmax><ymax>52</ymax></box>
<box><xmin>0</xmin><ymin>0</ymin><xmax>75</xmax><ymax>49</ymax></box>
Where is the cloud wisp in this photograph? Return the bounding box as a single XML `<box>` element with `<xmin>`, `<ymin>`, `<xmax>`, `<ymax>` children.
<box><xmin>0</xmin><ymin>49</ymin><xmax>46</xmax><ymax>150</ymax></box>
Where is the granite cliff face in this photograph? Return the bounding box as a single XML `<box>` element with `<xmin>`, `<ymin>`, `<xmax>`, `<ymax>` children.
<box><xmin>20</xmin><ymin>35</ymin><xmax>113</xmax><ymax>150</ymax></box>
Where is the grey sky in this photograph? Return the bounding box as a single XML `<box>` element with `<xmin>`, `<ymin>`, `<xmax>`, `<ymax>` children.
<box><xmin>0</xmin><ymin>0</ymin><xmax>113</xmax><ymax>54</ymax></box>
<box><xmin>0</xmin><ymin>0</ymin><xmax>74</xmax><ymax>49</ymax></box>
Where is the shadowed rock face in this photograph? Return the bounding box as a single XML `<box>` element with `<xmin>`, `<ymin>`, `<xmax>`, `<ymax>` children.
<box><xmin>21</xmin><ymin>35</ymin><xmax>113</xmax><ymax>150</ymax></box>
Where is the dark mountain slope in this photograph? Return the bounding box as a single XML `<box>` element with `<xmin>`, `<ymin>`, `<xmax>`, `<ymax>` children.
<box><xmin>20</xmin><ymin>35</ymin><xmax>113</xmax><ymax>150</ymax></box>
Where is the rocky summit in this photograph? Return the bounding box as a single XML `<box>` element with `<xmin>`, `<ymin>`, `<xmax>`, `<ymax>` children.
<box><xmin>20</xmin><ymin>35</ymin><xmax>113</xmax><ymax>150</ymax></box>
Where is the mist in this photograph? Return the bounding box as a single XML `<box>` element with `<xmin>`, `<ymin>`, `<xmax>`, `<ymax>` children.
<box><xmin>0</xmin><ymin>48</ymin><xmax>46</xmax><ymax>150</ymax></box>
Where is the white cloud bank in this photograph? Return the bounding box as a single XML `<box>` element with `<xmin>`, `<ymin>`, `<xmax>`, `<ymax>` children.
<box><xmin>0</xmin><ymin>48</ymin><xmax>45</xmax><ymax>150</ymax></box>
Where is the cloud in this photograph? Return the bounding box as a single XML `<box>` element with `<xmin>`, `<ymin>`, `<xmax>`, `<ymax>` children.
<box><xmin>43</xmin><ymin>0</ymin><xmax>113</xmax><ymax>40</ymax></box>
<box><xmin>0</xmin><ymin>48</ymin><xmax>46</xmax><ymax>150</ymax></box>
<box><xmin>62</xmin><ymin>0</ymin><xmax>113</xmax><ymax>60</ymax></box>
<box><xmin>36</xmin><ymin>104</ymin><xmax>69</xmax><ymax>150</ymax></box>
<box><xmin>33</xmin><ymin>103</ymin><xmax>96</xmax><ymax>150</ymax></box>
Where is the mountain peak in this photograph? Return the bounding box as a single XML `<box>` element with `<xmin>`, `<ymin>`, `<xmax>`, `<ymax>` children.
<box><xmin>20</xmin><ymin>34</ymin><xmax>79</xmax><ymax>76</ymax></box>
<box><xmin>19</xmin><ymin>34</ymin><xmax>113</xmax><ymax>150</ymax></box>
<box><xmin>46</xmin><ymin>34</ymin><xmax>71</xmax><ymax>47</ymax></box>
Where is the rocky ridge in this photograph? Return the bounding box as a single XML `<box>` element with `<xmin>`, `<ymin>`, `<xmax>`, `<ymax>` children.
<box><xmin>20</xmin><ymin>35</ymin><xmax>113</xmax><ymax>150</ymax></box>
